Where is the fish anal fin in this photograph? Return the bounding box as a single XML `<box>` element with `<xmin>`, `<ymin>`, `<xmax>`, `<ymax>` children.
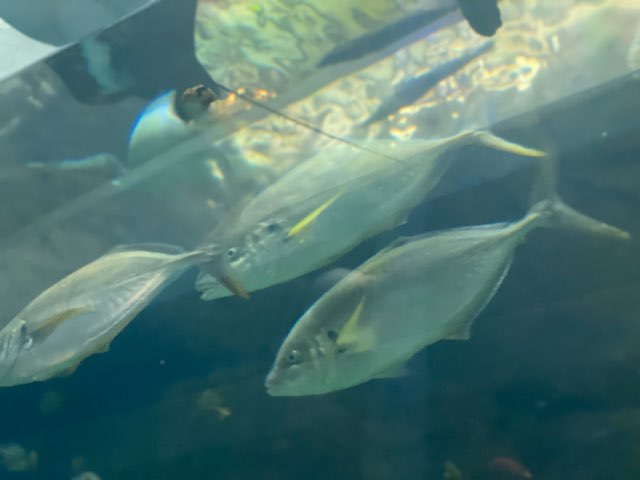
<box><xmin>31</xmin><ymin>307</ymin><xmax>93</xmax><ymax>342</ymax></box>
<box><xmin>93</xmin><ymin>341</ymin><xmax>111</xmax><ymax>354</ymax></box>
<box><xmin>445</xmin><ymin>318</ymin><xmax>474</xmax><ymax>341</ymax></box>
<box><xmin>372</xmin><ymin>361</ymin><xmax>409</xmax><ymax>379</ymax></box>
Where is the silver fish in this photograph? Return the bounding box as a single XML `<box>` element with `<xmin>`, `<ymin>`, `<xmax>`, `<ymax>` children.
<box><xmin>317</xmin><ymin>6</ymin><xmax>457</xmax><ymax>68</ymax></box>
<box><xmin>0</xmin><ymin>244</ymin><xmax>209</xmax><ymax>386</ymax></box>
<box><xmin>196</xmin><ymin>130</ymin><xmax>544</xmax><ymax>300</ymax></box>
<box><xmin>362</xmin><ymin>41</ymin><xmax>494</xmax><ymax>126</ymax></box>
<box><xmin>265</xmin><ymin>168</ymin><xmax>629</xmax><ymax>396</ymax></box>
<box><xmin>27</xmin><ymin>153</ymin><xmax>125</xmax><ymax>177</ymax></box>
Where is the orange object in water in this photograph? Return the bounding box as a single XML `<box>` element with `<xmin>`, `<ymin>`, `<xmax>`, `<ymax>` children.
<box><xmin>489</xmin><ymin>456</ymin><xmax>533</xmax><ymax>479</ymax></box>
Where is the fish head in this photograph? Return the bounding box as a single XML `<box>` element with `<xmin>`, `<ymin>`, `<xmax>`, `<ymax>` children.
<box><xmin>197</xmin><ymin>225</ymin><xmax>258</xmax><ymax>299</ymax></box>
<box><xmin>265</xmin><ymin>333</ymin><xmax>332</xmax><ymax>397</ymax></box>
<box><xmin>200</xmin><ymin>217</ymin><xmax>295</xmax><ymax>297</ymax></box>
<box><xmin>265</xmin><ymin>308</ymin><xmax>342</xmax><ymax>396</ymax></box>
<box><xmin>265</xmin><ymin>287</ymin><xmax>371</xmax><ymax>396</ymax></box>
<box><xmin>235</xmin><ymin>217</ymin><xmax>291</xmax><ymax>267</ymax></box>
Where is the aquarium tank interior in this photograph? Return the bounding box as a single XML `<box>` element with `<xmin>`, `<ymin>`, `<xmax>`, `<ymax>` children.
<box><xmin>0</xmin><ymin>0</ymin><xmax>639</xmax><ymax>478</ymax></box>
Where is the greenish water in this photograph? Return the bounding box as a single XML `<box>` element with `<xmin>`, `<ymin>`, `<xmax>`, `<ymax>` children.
<box><xmin>0</xmin><ymin>2</ymin><xmax>639</xmax><ymax>479</ymax></box>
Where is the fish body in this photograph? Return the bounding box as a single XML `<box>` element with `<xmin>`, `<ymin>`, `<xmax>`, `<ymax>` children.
<box><xmin>196</xmin><ymin>130</ymin><xmax>544</xmax><ymax>300</ymax></box>
<box><xmin>0</xmin><ymin>245</ymin><xmax>207</xmax><ymax>386</ymax></box>
<box><xmin>265</xmin><ymin>196</ymin><xmax>628</xmax><ymax>396</ymax></box>
<box><xmin>363</xmin><ymin>41</ymin><xmax>493</xmax><ymax>126</ymax></box>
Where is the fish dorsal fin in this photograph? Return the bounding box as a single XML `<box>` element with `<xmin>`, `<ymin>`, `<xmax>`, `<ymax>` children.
<box><xmin>372</xmin><ymin>360</ymin><xmax>409</xmax><ymax>379</ymax></box>
<box><xmin>287</xmin><ymin>190</ymin><xmax>342</xmax><ymax>238</ymax></box>
<box><xmin>31</xmin><ymin>307</ymin><xmax>93</xmax><ymax>343</ymax></box>
<box><xmin>336</xmin><ymin>296</ymin><xmax>375</xmax><ymax>353</ymax></box>
<box><xmin>379</xmin><ymin>236</ymin><xmax>413</xmax><ymax>253</ymax></box>
<box><xmin>379</xmin><ymin>222</ymin><xmax>513</xmax><ymax>255</ymax></box>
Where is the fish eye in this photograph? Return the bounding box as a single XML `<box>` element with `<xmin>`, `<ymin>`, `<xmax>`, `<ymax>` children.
<box><xmin>265</xmin><ymin>222</ymin><xmax>281</xmax><ymax>233</ymax></box>
<box><xmin>286</xmin><ymin>349</ymin><xmax>303</xmax><ymax>365</ymax></box>
<box><xmin>326</xmin><ymin>330</ymin><xmax>338</xmax><ymax>341</ymax></box>
<box><xmin>258</xmin><ymin>220</ymin><xmax>281</xmax><ymax>235</ymax></box>
<box><xmin>226</xmin><ymin>248</ymin><xmax>237</xmax><ymax>258</ymax></box>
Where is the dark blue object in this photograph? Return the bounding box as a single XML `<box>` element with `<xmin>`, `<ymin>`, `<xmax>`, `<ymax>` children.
<box><xmin>362</xmin><ymin>40</ymin><xmax>494</xmax><ymax>126</ymax></box>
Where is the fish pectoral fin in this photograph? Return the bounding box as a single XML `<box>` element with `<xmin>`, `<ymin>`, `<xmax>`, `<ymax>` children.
<box><xmin>31</xmin><ymin>307</ymin><xmax>93</xmax><ymax>342</ymax></box>
<box><xmin>372</xmin><ymin>361</ymin><xmax>409</xmax><ymax>379</ymax></box>
<box><xmin>287</xmin><ymin>190</ymin><xmax>342</xmax><ymax>238</ymax></box>
<box><xmin>336</xmin><ymin>327</ymin><xmax>376</xmax><ymax>353</ymax></box>
<box><xmin>444</xmin><ymin>317</ymin><xmax>475</xmax><ymax>341</ymax></box>
<box><xmin>336</xmin><ymin>296</ymin><xmax>375</xmax><ymax>353</ymax></box>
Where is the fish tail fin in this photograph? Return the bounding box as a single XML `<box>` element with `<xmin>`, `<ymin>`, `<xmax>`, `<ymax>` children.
<box><xmin>470</xmin><ymin>130</ymin><xmax>546</xmax><ymax>158</ymax></box>
<box><xmin>528</xmin><ymin>155</ymin><xmax>630</xmax><ymax>240</ymax></box>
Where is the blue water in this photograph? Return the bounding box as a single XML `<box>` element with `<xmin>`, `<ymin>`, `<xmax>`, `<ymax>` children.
<box><xmin>0</xmin><ymin>3</ymin><xmax>639</xmax><ymax>480</ymax></box>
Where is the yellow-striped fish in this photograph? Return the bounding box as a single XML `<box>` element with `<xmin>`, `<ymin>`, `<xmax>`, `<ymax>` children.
<box><xmin>196</xmin><ymin>130</ymin><xmax>545</xmax><ymax>301</ymax></box>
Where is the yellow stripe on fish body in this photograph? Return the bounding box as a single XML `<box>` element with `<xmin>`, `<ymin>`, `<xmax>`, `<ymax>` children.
<box><xmin>336</xmin><ymin>296</ymin><xmax>375</xmax><ymax>353</ymax></box>
<box><xmin>287</xmin><ymin>190</ymin><xmax>342</xmax><ymax>238</ymax></box>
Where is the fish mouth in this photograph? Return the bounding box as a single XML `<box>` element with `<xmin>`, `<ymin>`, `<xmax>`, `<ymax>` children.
<box><xmin>264</xmin><ymin>369</ymin><xmax>284</xmax><ymax>396</ymax></box>
<box><xmin>264</xmin><ymin>370</ymin><xmax>276</xmax><ymax>392</ymax></box>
